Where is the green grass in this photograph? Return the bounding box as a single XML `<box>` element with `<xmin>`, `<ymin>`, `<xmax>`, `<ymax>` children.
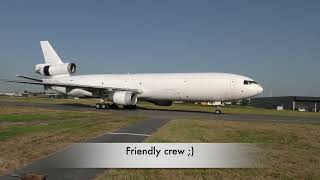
<box><xmin>0</xmin><ymin>106</ymin><xmax>146</xmax><ymax>175</ymax></box>
<box><xmin>0</xmin><ymin>96</ymin><xmax>96</xmax><ymax>105</ymax></box>
<box><xmin>96</xmin><ymin>119</ymin><xmax>320</xmax><ymax>180</ymax></box>
<box><xmin>0</xmin><ymin>117</ymin><xmax>97</xmax><ymax>139</ymax></box>
<box><xmin>0</xmin><ymin>110</ymin><xmax>144</xmax><ymax>140</ymax></box>
<box><xmin>0</xmin><ymin>114</ymin><xmax>51</xmax><ymax>122</ymax></box>
<box><xmin>0</xmin><ymin>112</ymin><xmax>104</xmax><ymax>122</ymax></box>
<box><xmin>0</xmin><ymin>125</ymin><xmax>45</xmax><ymax>140</ymax></box>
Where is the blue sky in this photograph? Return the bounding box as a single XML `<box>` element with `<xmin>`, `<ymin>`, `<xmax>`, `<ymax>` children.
<box><xmin>0</xmin><ymin>0</ymin><xmax>319</xmax><ymax>96</ymax></box>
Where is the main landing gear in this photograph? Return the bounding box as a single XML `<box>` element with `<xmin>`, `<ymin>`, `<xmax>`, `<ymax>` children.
<box><xmin>95</xmin><ymin>102</ymin><xmax>137</xmax><ymax>110</ymax></box>
<box><xmin>95</xmin><ymin>103</ymin><xmax>111</xmax><ymax>109</ymax></box>
<box><xmin>95</xmin><ymin>102</ymin><xmax>118</xmax><ymax>109</ymax></box>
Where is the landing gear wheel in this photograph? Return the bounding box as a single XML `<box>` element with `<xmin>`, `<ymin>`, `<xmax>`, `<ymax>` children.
<box><xmin>101</xmin><ymin>104</ymin><xmax>106</xmax><ymax>109</ymax></box>
<box><xmin>96</xmin><ymin>103</ymin><xmax>102</xmax><ymax>109</ymax></box>
<box><xmin>215</xmin><ymin>109</ymin><xmax>222</xmax><ymax>114</ymax></box>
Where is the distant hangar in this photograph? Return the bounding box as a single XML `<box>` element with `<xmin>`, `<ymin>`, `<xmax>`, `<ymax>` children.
<box><xmin>250</xmin><ymin>96</ymin><xmax>320</xmax><ymax>112</ymax></box>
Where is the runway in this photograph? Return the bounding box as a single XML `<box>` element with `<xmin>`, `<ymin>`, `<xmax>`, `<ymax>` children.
<box><xmin>0</xmin><ymin>100</ymin><xmax>319</xmax><ymax>124</ymax></box>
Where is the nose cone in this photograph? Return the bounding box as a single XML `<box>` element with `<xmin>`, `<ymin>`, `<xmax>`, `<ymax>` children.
<box><xmin>256</xmin><ymin>85</ymin><xmax>263</xmax><ymax>95</ymax></box>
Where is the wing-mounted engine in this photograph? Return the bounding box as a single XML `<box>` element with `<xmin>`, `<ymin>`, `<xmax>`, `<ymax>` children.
<box><xmin>35</xmin><ymin>63</ymin><xmax>76</xmax><ymax>76</ymax></box>
<box><xmin>112</xmin><ymin>91</ymin><xmax>138</xmax><ymax>105</ymax></box>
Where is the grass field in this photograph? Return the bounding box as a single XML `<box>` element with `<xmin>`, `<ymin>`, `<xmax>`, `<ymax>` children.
<box><xmin>96</xmin><ymin>119</ymin><xmax>320</xmax><ymax>180</ymax></box>
<box><xmin>1</xmin><ymin>97</ymin><xmax>320</xmax><ymax>179</ymax></box>
<box><xmin>0</xmin><ymin>96</ymin><xmax>97</xmax><ymax>105</ymax></box>
<box><xmin>0</xmin><ymin>106</ymin><xmax>144</xmax><ymax>175</ymax></box>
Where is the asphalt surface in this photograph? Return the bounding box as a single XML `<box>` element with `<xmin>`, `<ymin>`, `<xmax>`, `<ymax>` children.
<box><xmin>1</xmin><ymin>117</ymin><xmax>171</xmax><ymax>180</ymax></box>
<box><xmin>0</xmin><ymin>100</ymin><xmax>319</xmax><ymax>124</ymax></box>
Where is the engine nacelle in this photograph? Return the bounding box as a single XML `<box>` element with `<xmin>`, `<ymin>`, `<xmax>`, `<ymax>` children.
<box><xmin>112</xmin><ymin>91</ymin><xmax>138</xmax><ymax>106</ymax></box>
<box><xmin>35</xmin><ymin>63</ymin><xmax>76</xmax><ymax>76</ymax></box>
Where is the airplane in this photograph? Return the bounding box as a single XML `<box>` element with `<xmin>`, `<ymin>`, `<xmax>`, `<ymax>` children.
<box><xmin>1</xmin><ymin>41</ymin><xmax>263</xmax><ymax>114</ymax></box>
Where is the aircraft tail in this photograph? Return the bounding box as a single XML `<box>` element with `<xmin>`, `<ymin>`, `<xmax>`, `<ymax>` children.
<box><xmin>35</xmin><ymin>41</ymin><xmax>76</xmax><ymax>77</ymax></box>
<box><xmin>40</xmin><ymin>41</ymin><xmax>64</xmax><ymax>64</ymax></box>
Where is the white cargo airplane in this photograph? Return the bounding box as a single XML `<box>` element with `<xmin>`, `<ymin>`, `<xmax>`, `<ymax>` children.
<box><xmin>2</xmin><ymin>41</ymin><xmax>263</xmax><ymax>114</ymax></box>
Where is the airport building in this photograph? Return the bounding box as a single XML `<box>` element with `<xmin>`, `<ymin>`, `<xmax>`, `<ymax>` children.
<box><xmin>250</xmin><ymin>96</ymin><xmax>320</xmax><ymax>112</ymax></box>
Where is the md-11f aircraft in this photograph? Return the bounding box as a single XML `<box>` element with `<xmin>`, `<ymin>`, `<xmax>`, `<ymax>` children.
<box><xmin>2</xmin><ymin>41</ymin><xmax>263</xmax><ymax>114</ymax></box>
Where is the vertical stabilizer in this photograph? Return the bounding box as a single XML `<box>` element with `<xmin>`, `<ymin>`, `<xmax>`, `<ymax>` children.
<box><xmin>40</xmin><ymin>41</ymin><xmax>63</xmax><ymax>64</ymax></box>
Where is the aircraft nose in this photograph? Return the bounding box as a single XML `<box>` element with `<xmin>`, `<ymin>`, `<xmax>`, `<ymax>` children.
<box><xmin>256</xmin><ymin>85</ymin><xmax>263</xmax><ymax>94</ymax></box>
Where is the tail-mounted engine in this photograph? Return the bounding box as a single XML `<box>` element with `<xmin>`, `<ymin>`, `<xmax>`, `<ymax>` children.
<box><xmin>35</xmin><ymin>63</ymin><xmax>76</xmax><ymax>76</ymax></box>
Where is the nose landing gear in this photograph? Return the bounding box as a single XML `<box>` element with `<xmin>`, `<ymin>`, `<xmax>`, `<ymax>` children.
<box><xmin>214</xmin><ymin>106</ymin><xmax>222</xmax><ymax>114</ymax></box>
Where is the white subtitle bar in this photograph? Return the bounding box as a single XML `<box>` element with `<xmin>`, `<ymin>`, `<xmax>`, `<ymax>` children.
<box><xmin>43</xmin><ymin>143</ymin><xmax>265</xmax><ymax>168</ymax></box>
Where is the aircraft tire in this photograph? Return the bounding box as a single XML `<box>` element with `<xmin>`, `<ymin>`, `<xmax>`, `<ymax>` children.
<box><xmin>96</xmin><ymin>103</ymin><xmax>102</xmax><ymax>109</ymax></box>
<box><xmin>215</xmin><ymin>109</ymin><xmax>222</xmax><ymax>114</ymax></box>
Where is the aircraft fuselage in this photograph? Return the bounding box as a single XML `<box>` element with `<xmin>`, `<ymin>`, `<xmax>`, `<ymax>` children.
<box><xmin>47</xmin><ymin>72</ymin><xmax>263</xmax><ymax>102</ymax></box>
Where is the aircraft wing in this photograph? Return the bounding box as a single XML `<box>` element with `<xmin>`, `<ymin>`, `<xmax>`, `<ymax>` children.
<box><xmin>0</xmin><ymin>79</ymin><xmax>142</xmax><ymax>93</ymax></box>
<box><xmin>15</xmin><ymin>75</ymin><xmax>43</xmax><ymax>82</ymax></box>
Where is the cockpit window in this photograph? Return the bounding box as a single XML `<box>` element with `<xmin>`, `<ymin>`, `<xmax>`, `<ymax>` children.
<box><xmin>244</xmin><ymin>80</ymin><xmax>258</xmax><ymax>85</ymax></box>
